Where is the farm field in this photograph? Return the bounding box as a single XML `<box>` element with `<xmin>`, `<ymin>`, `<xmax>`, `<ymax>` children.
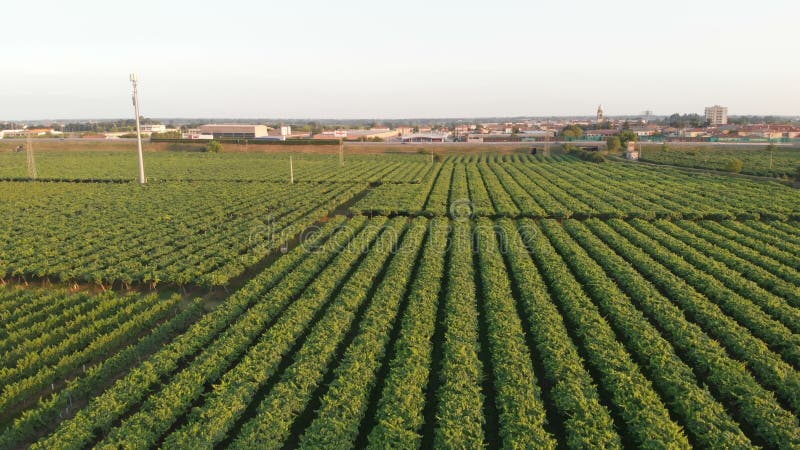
<box><xmin>0</xmin><ymin>152</ymin><xmax>434</xmax><ymax>183</ymax></box>
<box><xmin>354</xmin><ymin>158</ymin><xmax>800</xmax><ymax>220</ymax></box>
<box><xmin>638</xmin><ymin>144</ymin><xmax>800</xmax><ymax>178</ymax></box>
<box><xmin>0</xmin><ymin>152</ymin><xmax>799</xmax><ymax>449</ymax></box>
<box><xmin>0</xmin><ymin>181</ymin><xmax>364</xmax><ymax>287</ymax></box>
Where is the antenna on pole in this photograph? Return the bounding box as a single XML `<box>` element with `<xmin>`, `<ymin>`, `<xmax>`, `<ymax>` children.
<box><xmin>289</xmin><ymin>155</ymin><xmax>294</xmax><ymax>184</ymax></box>
<box><xmin>130</xmin><ymin>73</ymin><xmax>146</xmax><ymax>184</ymax></box>
<box><xmin>26</xmin><ymin>132</ymin><xmax>37</xmax><ymax>180</ymax></box>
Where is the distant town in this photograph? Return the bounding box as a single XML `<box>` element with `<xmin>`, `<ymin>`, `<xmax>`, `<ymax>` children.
<box><xmin>3</xmin><ymin>105</ymin><xmax>800</xmax><ymax>144</ymax></box>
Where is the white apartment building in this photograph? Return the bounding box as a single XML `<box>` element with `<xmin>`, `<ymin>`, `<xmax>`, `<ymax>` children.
<box><xmin>704</xmin><ymin>105</ymin><xmax>728</xmax><ymax>126</ymax></box>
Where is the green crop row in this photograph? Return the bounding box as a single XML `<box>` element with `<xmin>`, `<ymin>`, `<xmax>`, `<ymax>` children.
<box><xmin>365</xmin><ymin>218</ymin><xmax>449</xmax><ymax>448</ymax></box>
<box><xmin>351</xmin><ymin>160</ymin><xmax>800</xmax><ymax>220</ymax></box>
<box><xmin>583</xmin><ymin>219</ymin><xmax>800</xmax><ymax>447</ymax></box>
<box><xmin>433</xmin><ymin>220</ymin><xmax>486</xmax><ymax>448</ymax></box>
<box><xmin>29</xmin><ymin>217</ymin><xmax>350</xmax><ymax>449</ymax></box>
<box><xmin>519</xmin><ymin>219</ymin><xmax>691</xmax><ymax>448</ymax></box>
<box><xmin>94</xmin><ymin>217</ymin><xmax>379</xmax><ymax>449</ymax></box>
<box><xmin>228</xmin><ymin>218</ymin><xmax>400</xmax><ymax>449</ymax></box>
<box><xmin>298</xmin><ymin>218</ymin><xmax>428</xmax><ymax>449</ymax></box>
<box><xmin>544</xmin><ymin>220</ymin><xmax>752</xmax><ymax>448</ymax></box>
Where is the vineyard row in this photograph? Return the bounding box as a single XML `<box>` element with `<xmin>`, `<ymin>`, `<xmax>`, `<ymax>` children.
<box><xmin>2</xmin><ymin>215</ymin><xmax>798</xmax><ymax>448</ymax></box>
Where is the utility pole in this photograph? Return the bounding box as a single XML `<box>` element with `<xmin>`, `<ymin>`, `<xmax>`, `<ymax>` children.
<box><xmin>289</xmin><ymin>155</ymin><xmax>294</xmax><ymax>184</ymax></box>
<box><xmin>26</xmin><ymin>132</ymin><xmax>37</xmax><ymax>180</ymax></box>
<box><xmin>130</xmin><ymin>73</ymin><xmax>146</xmax><ymax>184</ymax></box>
<box><xmin>339</xmin><ymin>140</ymin><xmax>344</xmax><ymax>167</ymax></box>
<box><xmin>769</xmin><ymin>142</ymin><xmax>774</xmax><ymax>170</ymax></box>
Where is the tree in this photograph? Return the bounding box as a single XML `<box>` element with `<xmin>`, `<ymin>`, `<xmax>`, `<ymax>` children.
<box><xmin>726</xmin><ymin>159</ymin><xmax>743</xmax><ymax>173</ymax></box>
<box><xmin>206</xmin><ymin>140</ymin><xmax>223</xmax><ymax>153</ymax></box>
<box><xmin>561</xmin><ymin>125</ymin><xmax>584</xmax><ymax>140</ymax></box>
<box><xmin>660</xmin><ymin>143</ymin><xmax>670</xmax><ymax>152</ymax></box>
<box><xmin>664</xmin><ymin>113</ymin><xmax>707</xmax><ymax>129</ymax></box>
<box><xmin>606</xmin><ymin>136</ymin><xmax>621</xmax><ymax>151</ymax></box>
<box><xmin>307</xmin><ymin>121</ymin><xmax>322</xmax><ymax>135</ymax></box>
<box><xmin>619</xmin><ymin>130</ymin><xmax>638</xmax><ymax>146</ymax></box>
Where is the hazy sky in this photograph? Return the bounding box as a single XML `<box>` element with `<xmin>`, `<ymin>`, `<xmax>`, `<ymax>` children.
<box><xmin>2</xmin><ymin>0</ymin><xmax>798</xmax><ymax>120</ymax></box>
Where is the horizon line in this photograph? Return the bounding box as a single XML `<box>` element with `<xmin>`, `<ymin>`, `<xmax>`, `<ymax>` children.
<box><xmin>4</xmin><ymin>113</ymin><xmax>800</xmax><ymax>123</ymax></box>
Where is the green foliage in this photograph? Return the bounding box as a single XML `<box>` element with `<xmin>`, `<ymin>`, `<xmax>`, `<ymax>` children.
<box><xmin>726</xmin><ymin>158</ymin><xmax>743</xmax><ymax>173</ymax></box>
<box><xmin>0</xmin><ymin>152</ymin><xmax>432</xmax><ymax>182</ymax></box>
<box><xmin>638</xmin><ymin>145</ymin><xmax>800</xmax><ymax>178</ymax></box>
<box><xmin>582</xmin><ymin>219</ymin><xmax>800</xmax><ymax>448</ymax></box>
<box><xmin>524</xmin><ymin>220</ymin><xmax>691</xmax><ymax>448</ymax></box>
<box><xmin>205</xmin><ymin>140</ymin><xmax>223</xmax><ymax>153</ymax></box>
<box><xmin>619</xmin><ymin>130</ymin><xmax>638</xmax><ymax>146</ymax></box>
<box><xmin>473</xmin><ymin>219</ymin><xmax>560</xmax><ymax>447</ymax></box>
<box><xmin>350</xmin><ymin>156</ymin><xmax>799</xmax><ymax>220</ymax></box>
<box><xmin>561</xmin><ymin>124</ymin><xmax>584</xmax><ymax>139</ymax></box>
<box><xmin>568</xmin><ymin>148</ymin><xmax>606</xmax><ymax>162</ymax></box>
<box><xmin>0</xmin><ymin>181</ymin><xmax>365</xmax><ymax>287</ymax></box>
<box><xmin>432</xmin><ymin>220</ymin><xmax>486</xmax><ymax>448</ymax></box>
<box><xmin>298</xmin><ymin>219</ymin><xmax>428</xmax><ymax>449</ymax></box>
<box><xmin>0</xmin><ymin>295</ymin><xmax>202</xmax><ymax>449</ymax></box>
<box><xmin>606</xmin><ymin>136</ymin><xmax>621</xmax><ymax>151</ymax></box>
<box><xmin>561</xmin><ymin>220</ymin><xmax>754</xmax><ymax>448</ymax></box>
<box><xmin>229</xmin><ymin>219</ymin><xmax>398</xmax><ymax>449</ymax></box>
<box><xmin>497</xmin><ymin>219</ymin><xmax>622</xmax><ymax>447</ymax></box>
<box><xmin>2</xmin><ymin>154</ymin><xmax>800</xmax><ymax>450</ymax></box>
<box><xmin>102</xmin><ymin>218</ymin><xmax>384</xmax><ymax>450</ymax></box>
<box><xmin>664</xmin><ymin>113</ymin><xmax>708</xmax><ymax>128</ymax></box>
<box><xmin>366</xmin><ymin>219</ymin><xmax>448</xmax><ymax>448</ymax></box>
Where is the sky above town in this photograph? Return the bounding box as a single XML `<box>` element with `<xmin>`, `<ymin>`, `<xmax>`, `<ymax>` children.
<box><xmin>2</xmin><ymin>0</ymin><xmax>798</xmax><ymax>120</ymax></box>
